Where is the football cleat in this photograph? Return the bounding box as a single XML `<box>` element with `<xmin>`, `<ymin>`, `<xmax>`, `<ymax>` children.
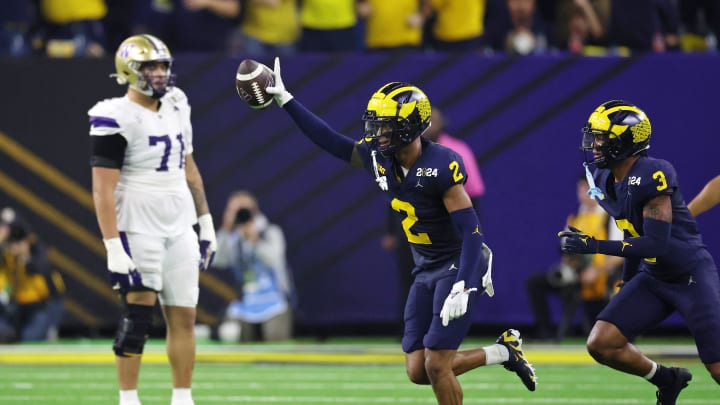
<box><xmin>496</xmin><ymin>329</ymin><xmax>537</xmax><ymax>391</ymax></box>
<box><xmin>655</xmin><ymin>367</ymin><xmax>692</xmax><ymax>405</ymax></box>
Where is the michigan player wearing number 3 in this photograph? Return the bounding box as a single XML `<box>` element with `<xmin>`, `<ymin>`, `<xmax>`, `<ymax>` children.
<box><xmin>558</xmin><ymin>100</ymin><xmax>720</xmax><ymax>405</ymax></box>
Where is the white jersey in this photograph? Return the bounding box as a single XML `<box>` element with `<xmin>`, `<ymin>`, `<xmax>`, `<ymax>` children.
<box><xmin>88</xmin><ymin>87</ymin><xmax>197</xmax><ymax>237</ymax></box>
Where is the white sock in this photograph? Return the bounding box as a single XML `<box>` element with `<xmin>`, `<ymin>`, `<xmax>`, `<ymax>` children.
<box><xmin>643</xmin><ymin>361</ymin><xmax>658</xmax><ymax>380</ymax></box>
<box><xmin>171</xmin><ymin>388</ymin><xmax>194</xmax><ymax>405</ymax></box>
<box><xmin>119</xmin><ymin>389</ymin><xmax>141</xmax><ymax>405</ymax></box>
<box><xmin>482</xmin><ymin>343</ymin><xmax>510</xmax><ymax>365</ymax></box>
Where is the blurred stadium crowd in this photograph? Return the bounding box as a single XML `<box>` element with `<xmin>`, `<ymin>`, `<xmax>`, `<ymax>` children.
<box><xmin>1</xmin><ymin>0</ymin><xmax>718</xmax><ymax>58</ymax></box>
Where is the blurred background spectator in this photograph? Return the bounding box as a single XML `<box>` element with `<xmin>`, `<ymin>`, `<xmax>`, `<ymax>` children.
<box><xmin>33</xmin><ymin>0</ymin><xmax>108</xmax><ymax>57</ymax></box>
<box><xmin>359</xmin><ymin>0</ymin><xmax>427</xmax><ymax>52</ymax></box>
<box><xmin>0</xmin><ymin>0</ymin><xmax>715</xmax><ymax>56</ymax></box>
<box><xmin>0</xmin><ymin>0</ymin><xmax>35</xmax><ymax>56</ymax></box>
<box><xmin>229</xmin><ymin>0</ymin><xmax>299</xmax><ymax>57</ymax></box>
<box><xmin>555</xmin><ymin>0</ymin><xmax>610</xmax><ymax>55</ymax></box>
<box><xmin>298</xmin><ymin>0</ymin><xmax>363</xmax><ymax>53</ymax></box>
<box><xmin>133</xmin><ymin>0</ymin><xmax>241</xmax><ymax>53</ymax></box>
<box><xmin>423</xmin><ymin>0</ymin><xmax>486</xmax><ymax>52</ymax></box>
<box><xmin>679</xmin><ymin>0</ymin><xmax>719</xmax><ymax>52</ymax></box>
<box><xmin>213</xmin><ymin>191</ymin><xmax>295</xmax><ymax>342</ymax></box>
<box><xmin>504</xmin><ymin>0</ymin><xmax>550</xmax><ymax>54</ymax></box>
<box><xmin>606</xmin><ymin>0</ymin><xmax>679</xmax><ymax>53</ymax></box>
<box><xmin>0</xmin><ymin>207</ymin><xmax>65</xmax><ymax>343</ymax></box>
<box><xmin>482</xmin><ymin>0</ymin><xmax>551</xmax><ymax>54</ymax></box>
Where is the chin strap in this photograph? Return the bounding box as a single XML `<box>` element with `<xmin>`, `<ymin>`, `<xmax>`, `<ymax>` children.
<box><xmin>584</xmin><ymin>162</ymin><xmax>605</xmax><ymax>201</ymax></box>
<box><xmin>371</xmin><ymin>150</ymin><xmax>388</xmax><ymax>191</ymax></box>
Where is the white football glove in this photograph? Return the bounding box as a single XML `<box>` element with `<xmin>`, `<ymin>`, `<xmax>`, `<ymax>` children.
<box><xmin>265</xmin><ymin>57</ymin><xmax>294</xmax><ymax>107</ymax></box>
<box><xmin>103</xmin><ymin>237</ymin><xmax>142</xmax><ymax>290</ymax></box>
<box><xmin>198</xmin><ymin>213</ymin><xmax>217</xmax><ymax>271</ymax></box>
<box><xmin>481</xmin><ymin>242</ymin><xmax>494</xmax><ymax>297</ymax></box>
<box><xmin>440</xmin><ymin>280</ymin><xmax>478</xmax><ymax>327</ymax></box>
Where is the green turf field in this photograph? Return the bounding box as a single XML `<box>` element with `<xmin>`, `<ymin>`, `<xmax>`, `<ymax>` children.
<box><xmin>0</xmin><ymin>338</ymin><xmax>716</xmax><ymax>404</ymax></box>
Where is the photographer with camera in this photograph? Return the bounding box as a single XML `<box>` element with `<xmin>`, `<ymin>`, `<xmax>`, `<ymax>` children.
<box><xmin>0</xmin><ymin>207</ymin><xmax>65</xmax><ymax>342</ymax></box>
<box><xmin>213</xmin><ymin>190</ymin><xmax>294</xmax><ymax>342</ymax></box>
<box><xmin>525</xmin><ymin>177</ymin><xmax>622</xmax><ymax>342</ymax></box>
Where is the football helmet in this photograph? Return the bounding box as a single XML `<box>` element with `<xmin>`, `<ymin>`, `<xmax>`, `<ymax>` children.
<box><xmin>581</xmin><ymin>100</ymin><xmax>652</xmax><ymax>168</ymax></box>
<box><xmin>113</xmin><ymin>34</ymin><xmax>175</xmax><ymax>98</ymax></box>
<box><xmin>361</xmin><ymin>82</ymin><xmax>431</xmax><ymax>156</ymax></box>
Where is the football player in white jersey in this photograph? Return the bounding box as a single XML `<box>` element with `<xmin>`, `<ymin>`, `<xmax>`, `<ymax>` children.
<box><xmin>88</xmin><ymin>34</ymin><xmax>216</xmax><ymax>405</ymax></box>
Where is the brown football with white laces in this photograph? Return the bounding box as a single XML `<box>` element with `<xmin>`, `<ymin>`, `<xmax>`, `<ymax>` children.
<box><xmin>235</xmin><ymin>59</ymin><xmax>274</xmax><ymax>109</ymax></box>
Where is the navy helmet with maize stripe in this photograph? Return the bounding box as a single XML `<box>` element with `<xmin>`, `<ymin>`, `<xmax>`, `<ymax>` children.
<box><xmin>361</xmin><ymin>82</ymin><xmax>432</xmax><ymax>156</ymax></box>
<box><xmin>581</xmin><ymin>100</ymin><xmax>652</xmax><ymax>168</ymax></box>
<box><xmin>113</xmin><ymin>34</ymin><xmax>175</xmax><ymax>98</ymax></box>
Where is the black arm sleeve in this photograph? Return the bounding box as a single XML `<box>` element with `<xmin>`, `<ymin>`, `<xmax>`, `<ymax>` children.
<box><xmin>90</xmin><ymin>134</ymin><xmax>127</xmax><ymax>168</ymax></box>
<box><xmin>284</xmin><ymin>99</ymin><xmax>355</xmax><ymax>162</ymax></box>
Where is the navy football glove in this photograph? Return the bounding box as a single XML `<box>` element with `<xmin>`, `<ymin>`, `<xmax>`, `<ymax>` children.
<box><xmin>558</xmin><ymin>226</ymin><xmax>598</xmax><ymax>254</ymax></box>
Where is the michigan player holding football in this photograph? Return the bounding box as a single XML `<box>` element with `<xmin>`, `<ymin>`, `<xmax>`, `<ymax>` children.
<box><xmin>88</xmin><ymin>34</ymin><xmax>216</xmax><ymax>405</ymax></box>
<box><xmin>559</xmin><ymin>100</ymin><xmax>720</xmax><ymax>404</ymax></box>
<box><xmin>265</xmin><ymin>58</ymin><xmax>536</xmax><ymax>404</ymax></box>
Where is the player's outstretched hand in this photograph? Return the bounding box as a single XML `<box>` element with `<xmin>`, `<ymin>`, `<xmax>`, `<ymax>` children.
<box><xmin>104</xmin><ymin>237</ymin><xmax>142</xmax><ymax>290</ymax></box>
<box><xmin>558</xmin><ymin>226</ymin><xmax>598</xmax><ymax>254</ymax></box>
<box><xmin>266</xmin><ymin>57</ymin><xmax>294</xmax><ymax>107</ymax></box>
<box><xmin>198</xmin><ymin>213</ymin><xmax>217</xmax><ymax>271</ymax></box>
<box><xmin>440</xmin><ymin>280</ymin><xmax>478</xmax><ymax>326</ymax></box>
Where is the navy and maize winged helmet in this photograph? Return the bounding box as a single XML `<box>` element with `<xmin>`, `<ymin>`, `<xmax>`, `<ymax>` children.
<box><xmin>112</xmin><ymin>34</ymin><xmax>175</xmax><ymax>99</ymax></box>
<box><xmin>581</xmin><ymin>100</ymin><xmax>652</xmax><ymax>168</ymax></box>
<box><xmin>361</xmin><ymin>82</ymin><xmax>432</xmax><ymax>156</ymax></box>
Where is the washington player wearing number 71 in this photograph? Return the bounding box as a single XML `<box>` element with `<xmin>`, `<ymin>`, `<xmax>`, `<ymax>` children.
<box><xmin>88</xmin><ymin>34</ymin><xmax>216</xmax><ymax>405</ymax></box>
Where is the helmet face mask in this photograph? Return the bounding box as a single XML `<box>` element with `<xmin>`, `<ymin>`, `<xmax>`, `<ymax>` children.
<box><xmin>581</xmin><ymin>100</ymin><xmax>652</xmax><ymax>169</ymax></box>
<box><xmin>137</xmin><ymin>61</ymin><xmax>172</xmax><ymax>97</ymax></box>
<box><xmin>362</xmin><ymin>82</ymin><xmax>431</xmax><ymax>157</ymax></box>
<box><xmin>114</xmin><ymin>34</ymin><xmax>175</xmax><ymax>98</ymax></box>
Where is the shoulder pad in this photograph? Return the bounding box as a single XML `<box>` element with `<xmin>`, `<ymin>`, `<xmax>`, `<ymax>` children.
<box><xmin>163</xmin><ymin>87</ymin><xmax>190</xmax><ymax>109</ymax></box>
<box><xmin>630</xmin><ymin>157</ymin><xmax>677</xmax><ymax>200</ymax></box>
<box><xmin>432</xmin><ymin>144</ymin><xmax>467</xmax><ymax>188</ymax></box>
<box><xmin>88</xmin><ymin>97</ymin><xmax>128</xmax><ymax>136</ymax></box>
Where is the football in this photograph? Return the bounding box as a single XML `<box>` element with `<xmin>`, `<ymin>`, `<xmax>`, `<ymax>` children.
<box><xmin>235</xmin><ymin>59</ymin><xmax>275</xmax><ymax>110</ymax></box>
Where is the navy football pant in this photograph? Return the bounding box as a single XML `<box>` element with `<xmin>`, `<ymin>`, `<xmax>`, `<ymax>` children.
<box><xmin>598</xmin><ymin>258</ymin><xmax>720</xmax><ymax>363</ymax></box>
<box><xmin>402</xmin><ymin>258</ymin><xmax>482</xmax><ymax>353</ymax></box>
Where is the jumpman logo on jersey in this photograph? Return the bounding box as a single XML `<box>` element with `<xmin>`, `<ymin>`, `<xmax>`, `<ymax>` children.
<box><xmin>688</xmin><ymin>276</ymin><xmax>696</xmax><ymax>286</ymax></box>
<box><xmin>449</xmin><ymin>263</ymin><xmax>458</xmax><ymax>271</ymax></box>
<box><xmin>620</xmin><ymin>241</ymin><xmax>632</xmax><ymax>252</ymax></box>
<box><xmin>415</xmin><ymin>179</ymin><xmax>423</xmax><ymax>188</ymax></box>
<box><xmin>472</xmin><ymin>225</ymin><xmax>481</xmax><ymax>235</ymax></box>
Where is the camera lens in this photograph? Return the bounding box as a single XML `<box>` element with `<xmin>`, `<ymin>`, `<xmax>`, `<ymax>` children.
<box><xmin>235</xmin><ymin>208</ymin><xmax>252</xmax><ymax>224</ymax></box>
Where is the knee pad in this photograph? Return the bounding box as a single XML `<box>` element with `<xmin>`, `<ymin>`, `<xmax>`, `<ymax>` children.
<box><xmin>113</xmin><ymin>304</ymin><xmax>154</xmax><ymax>357</ymax></box>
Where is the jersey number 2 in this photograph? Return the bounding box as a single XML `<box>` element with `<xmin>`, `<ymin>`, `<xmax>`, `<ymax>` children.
<box><xmin>391</xmin><ymin>198</ymin><xmax>431</xmax><ymax>245</ymax></box>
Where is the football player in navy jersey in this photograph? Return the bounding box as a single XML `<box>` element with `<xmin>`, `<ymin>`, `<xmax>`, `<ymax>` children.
<box><xmin>265</xmin><ymin>58</ymin><xmax>536</xmax><ymax>404</ymax></box>
<box><xmin>89</xmin><ymin>34</ymin><xmax>216</xmax><ymax>405</ymax></box>
<box><xmin>559</xmin><ymin>100</ymin><xmax>720</xmax><ymax>404</ymax></box>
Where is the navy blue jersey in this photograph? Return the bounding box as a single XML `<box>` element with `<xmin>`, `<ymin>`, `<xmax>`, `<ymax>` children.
<box><xmin>593</xmin><ymin>156</ymin><xmax>705</xmax><ymax>280</ymax></box>
<box><xmin>357</xmin><ymin>137</ymin><xmax>467</xmax><ymax>270</ymax></box>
